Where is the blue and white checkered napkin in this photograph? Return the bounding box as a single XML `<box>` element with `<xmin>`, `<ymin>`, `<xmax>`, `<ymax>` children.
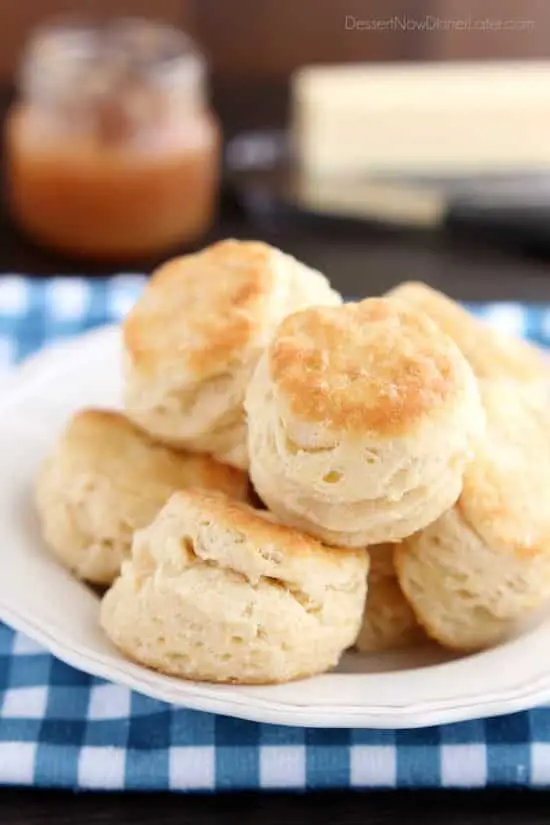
<box><xmin>2</xmin><ymin>275</ymin><xmax>550</xmax><ymax>792</ymax></box>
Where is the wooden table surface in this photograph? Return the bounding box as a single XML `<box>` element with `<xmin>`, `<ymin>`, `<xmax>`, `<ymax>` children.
<box><xmin>1</xmin><ymin>787</ymin><xmax>549</xmax><ymax>825</ymax></box>
<box><xmin>2</xmin><ymin>192</ymin><xmax>550</xmax><ymax>302</ymax></box>
<box><xmin>2</xmin><ymin>90</ymin><xmax>550</xmax><ymax>819</ymax></box>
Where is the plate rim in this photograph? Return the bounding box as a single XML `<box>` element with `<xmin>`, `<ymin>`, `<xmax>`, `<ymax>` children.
<box><xmin>3</xmin><ymin>596</ymin><xmax>550</xmax><ymax>729</ymax></box>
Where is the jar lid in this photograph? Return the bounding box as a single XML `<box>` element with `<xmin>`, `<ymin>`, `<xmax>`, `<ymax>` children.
<box><xmin>19</xmin><ymin>17</ymin><xmax>207</xmax><ymax>142</ymax></box>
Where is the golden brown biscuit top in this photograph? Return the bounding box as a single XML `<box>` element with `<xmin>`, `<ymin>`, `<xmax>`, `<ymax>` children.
<box><xmin>459</xmin><ymin>382</ymin><xmax>550</xmax><ymax>557</ymax></box>
<box><xmin>388</xmin><ymin>281</ymin><xmax>548</xmax><ymax>385</ymax></box>
<box><xmin>152</xmin><ymin>489</ymin><xmax>367</xmax><ymax>589</ymax></box>
<box><xmin>124</xmin><ymin>240</ymin><xmax>280</xmax><ymax>378</ymax></box>
<box><xmin>58</xmin><ymin>409</ymin><xmax>249</xmax><ymax>501</ymax></box>
<box><xmin>269</xmin><ymin>298</ymin><xmax>469</xmax><ymax>436</ymax></box>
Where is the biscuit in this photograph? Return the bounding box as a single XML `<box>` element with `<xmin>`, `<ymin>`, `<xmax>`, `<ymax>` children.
<box><xmin>123</xmin><ymin>240</ymin><xmax>342</xmax><ymax>469</ymax></box>
<box><xmin>100</xmin><ymin>490</ymin><xmax>368</xmax><ymax>684</ymax></box>
<box><xmin>246</xmin><ymin>298</ymin><xmax>485</xmax><ymax>546</ymax></box>
<box><xmin>35</xmin><ymin>409</ymin><xmax>249</xmax><ymax>585</ymax></box>
<box><xmin>356</xmin><ymin>545</ymin><xmax>425</xmax><ymax>653</ymax></box>
<box><xmin>388</xmin><ymin>281</ymin><xmax>548</xmax><ymax>396</ymax></box>
<box><xmin>396</xmin><ymin>381</ymin><xmax>550</xmax><ymax>650</ymax></box>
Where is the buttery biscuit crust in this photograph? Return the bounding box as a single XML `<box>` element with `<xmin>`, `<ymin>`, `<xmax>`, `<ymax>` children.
<box><xmin>124</xmin><ymin>240</ymin><xmax>279</xmax><ymax>379</ymax></box>
<box><xmin>388</xmin><ymin>281</ymin><xmax>548</xmax><ymax>386</ymax></box>
<box><xmin>395</xmin><ymin>382</ymin><xmax>550</xmax><ymax>650</ymax></box>
<box><xmin>100</xmin><ymin>489</ymin><xmax>368</xmax><ymax>684</ymax></box>
<box><xmin>270</xmin><ymin>299</ymin><xmax>471</xmax><ymax>436</ymax></box>
<box><xmin>35</xmin><ymin>409</ymin><xmax>249</xmax><ymax>584</ymax></box>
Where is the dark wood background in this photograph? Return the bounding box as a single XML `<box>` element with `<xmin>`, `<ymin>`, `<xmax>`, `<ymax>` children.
<box><xmin>2</xmin><ymin>787</ymin><xmax>550</xmax><ymax>824</ymax></box>
<box><xmin>2</xmin><ymin>0</ymin><xmax>549</xmax><ymax>85</ymax></box>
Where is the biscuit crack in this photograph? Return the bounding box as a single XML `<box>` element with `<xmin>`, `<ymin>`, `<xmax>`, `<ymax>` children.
<box><xmin>182</xmin><ymin>533</ymin><xmax>323</xmax><ymax>616</ymax></box>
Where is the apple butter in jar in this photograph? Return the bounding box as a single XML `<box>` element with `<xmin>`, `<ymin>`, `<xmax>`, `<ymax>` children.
<box><xmin>5</xmin><ymin>18</ymin><xmax>221</xmax><ymax>261</ymax></box>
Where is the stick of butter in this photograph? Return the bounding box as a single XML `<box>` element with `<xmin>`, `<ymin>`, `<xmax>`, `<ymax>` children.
<box><xmin>292</xmin><ymin>61</ymin><xmax>550</xmax><ymax>176</ymax></box>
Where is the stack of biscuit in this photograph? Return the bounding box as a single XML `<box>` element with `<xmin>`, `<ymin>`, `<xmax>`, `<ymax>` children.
<box><xmin>35</xmin><ymin>240</ymin><xmax>550</xmax><ymax>685</ymax></box>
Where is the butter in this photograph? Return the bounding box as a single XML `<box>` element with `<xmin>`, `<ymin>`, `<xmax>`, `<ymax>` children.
<box><xmin>292</xmin><ymin>61</ymin><xmax>550</xmax><ymax>176</ymax></box>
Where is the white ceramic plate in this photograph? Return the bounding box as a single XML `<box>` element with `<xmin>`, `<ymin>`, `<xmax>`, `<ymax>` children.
<box><xmin>1</xmin><ymin>325</ymin><xmax>550</xmax><ymax>729</ymax></box>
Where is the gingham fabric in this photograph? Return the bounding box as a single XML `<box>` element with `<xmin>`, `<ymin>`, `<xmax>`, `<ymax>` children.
<box><xmin>2</xmin><ymin>275</ymin><xmax>550</xmax><ymax>792</ymax></box>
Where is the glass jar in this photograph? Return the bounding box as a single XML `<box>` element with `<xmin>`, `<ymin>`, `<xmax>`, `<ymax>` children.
<box><xmin>5</xmin><ymin>18</ymin><xmax>221</xmax><ymax>261</ymax></box>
